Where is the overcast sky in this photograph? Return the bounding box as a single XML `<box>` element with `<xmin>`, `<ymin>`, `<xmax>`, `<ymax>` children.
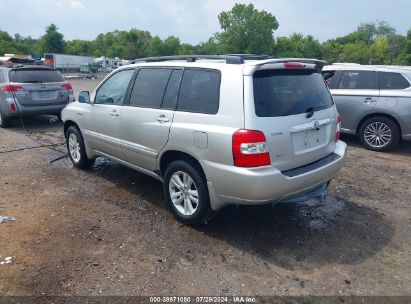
<box><xmin>0</xmin><ymin>0</ymin><xmax>410</xmax><ymax>44</ymax></box>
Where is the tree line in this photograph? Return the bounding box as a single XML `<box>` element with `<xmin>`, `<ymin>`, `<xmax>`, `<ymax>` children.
<box><xmin>1</xmin><ymin>3</ymin><xmax>410</xmax><ymax>65</ymax></box>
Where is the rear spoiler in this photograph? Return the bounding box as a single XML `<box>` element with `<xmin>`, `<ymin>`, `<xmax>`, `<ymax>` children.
<box><xmin>243</xmin><ymin>58</ymin><xmax>327</xmax><ymax>75</ymax></box>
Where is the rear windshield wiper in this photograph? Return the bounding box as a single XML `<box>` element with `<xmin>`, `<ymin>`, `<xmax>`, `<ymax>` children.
<box><xmin>305</xmin><ymin>105</ymin><xmax>328</xmax><ymax>118</ymax></box>
<box><xmin>306</xmin><ymin>107</ymin><xmax>316</xmax><ymax>118</ymax></box>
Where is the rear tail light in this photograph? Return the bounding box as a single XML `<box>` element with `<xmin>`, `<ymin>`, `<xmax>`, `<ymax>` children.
<box><xmin>10</xmin><ymin>103</ymin><xmax>16</xmax><ymax>112</ymax></box>
<box><xmin>2</xmin><ymin>85</ymin><xmax>24</xmax><ymax>93</ymax></box>
<box><xmin>61</xmin><ymin>83</ymin><xmax>73</xmax><ymax>91</ymax></box>
<box><xmin>284</xmin><ymin>62</ymin><xmax>305</xmax><ymax>69</ymax></box>
<box><xmin>232</xmin><ymin>130</ymin><xmax>271</xmax><ymax>167</ymax></box>
<box><xmin>336</xmin><ymin>113</ymin><xmax>341</xmax><ymax>142</ymax></box>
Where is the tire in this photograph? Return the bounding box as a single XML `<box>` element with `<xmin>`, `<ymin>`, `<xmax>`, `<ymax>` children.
<box><xmin>163</xmin><ymin>160</ymin><xmax>213</xmax><ymax>225</ymax></box>
<box><xmin>0</xmin><ymin>110</ymin><xmax>12</xmax><ymax>128</ymax></box>
<box><xmin>65</xmin><ymin>126</ymin><xmax>94</xmax><ymax>169</ymax></box>
<box><xmin>359</xmin><ymin>116</ymin><xmax>400</xmax><ymax>151</ymax></box>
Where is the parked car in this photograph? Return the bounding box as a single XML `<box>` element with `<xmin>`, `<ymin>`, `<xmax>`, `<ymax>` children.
<box><xmin>323</xmin><ymin>64</ymin><xmax>411</xmax><ymax>151</ymax></box>
<box><xmin>62</xmin><ymin>55</ymin><xmax>346</xmax><ymax>225</ymax></box>
<box><xmin>0</xmin><ymin>66</ymin><xmax>75</xmax><ymax>127</ymax></box>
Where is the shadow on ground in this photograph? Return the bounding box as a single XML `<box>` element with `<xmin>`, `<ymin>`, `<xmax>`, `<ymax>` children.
<box><xmin>200</xmin><ymin>197</ymin><xmax>394</xmax><ymax>270</ymax></box>
<box><xmin>83</xmin><ymin>158</ymin><xmax>395</xmax><ymax>271</ymax></box>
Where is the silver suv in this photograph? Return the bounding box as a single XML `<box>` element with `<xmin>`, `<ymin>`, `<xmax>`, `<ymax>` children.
<box><xmin>0</xmin><ymin>66</ymin><xmax>74</xmax><ymax>127</ymax></box>
<box><xmin>62</xmin><ymin>55</ymin><xmax>346</xmax><ymax>225</ymax></box>
<box><xmin>323</xmin><ymin>64</ymin><xmax>411</xmax><ymax>151</ymax></box>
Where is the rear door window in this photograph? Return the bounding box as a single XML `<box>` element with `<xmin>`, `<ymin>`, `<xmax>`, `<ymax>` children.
<box><xmin>177</xmin><ymin>69</ymin><xmax>220</xmax><ymax>114</ymax></box>
<box><xmin>337</xmin><ymin>70</ymin><xmax>378</xmax><ymax>90</ymax></box>
<box><xmin>9</xmin><ymin>69</ymin><xmax>64</xmax><ymax>83</ymax></box>
<box><xmin>253</xmin><ymin>69</ymin><xmax>333</xmax><ymax>117</ymax></box>
<box><xmin>379</xmin><ymin>72</ymin><xmax>410</xmax><ymax>90</ymax></box>
<box><xmin>322</xmin><ymin>70</ymin><xmax>338</xmax><ymax>89</ymax></box>
<box><xmin>129</xmin><ymin>68</ymin><xmax>173</xmax><ymax>108</ymax></box>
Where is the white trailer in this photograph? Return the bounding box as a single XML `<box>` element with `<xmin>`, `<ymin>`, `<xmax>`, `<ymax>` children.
<box><xmin>44</xmin><ymin>53</ymin><xmax>95</xmax><ymax>72</ymax></box>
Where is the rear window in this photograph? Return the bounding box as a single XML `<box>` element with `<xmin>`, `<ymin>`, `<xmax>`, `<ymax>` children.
<box><xmin>253</xmin><ymin>69</ymin><xmax>333</xmax><ymax>117</ymax></box>
<box><xmin>9</xmin><ymin>69</ymin><xmax>64</xmax><ymax>83</ymax></box>
<box><xmin>337</xmin><ymin>70</ymin><xmax>378</xmax><ymax>90</ymax></box>
<box><xmin>379</xmin><ymin>72</ymin><xmax>410</xmax><ymax>90</ymax></box>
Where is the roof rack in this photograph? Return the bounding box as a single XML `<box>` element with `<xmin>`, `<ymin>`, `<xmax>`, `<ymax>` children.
<box><xmin>131</xmin><ymin>55</ymin><xmax>245</xmax><ymax>65</ymax></box>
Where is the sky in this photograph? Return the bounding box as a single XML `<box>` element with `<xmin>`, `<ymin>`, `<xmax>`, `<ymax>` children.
<box><xmin>0</xmin><ymin>0</ymin><xmax>410</xmax><ymax>44</ymax></box>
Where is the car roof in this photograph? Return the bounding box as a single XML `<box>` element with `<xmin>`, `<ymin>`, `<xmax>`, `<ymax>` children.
<box><xmin>122</xmin><ymin>55</ymin><xmax>327</xmax><ymax>74</ymax></box>
<box><xmin>323</xmin><ymin>64</ymin><xmax>411</xmax><ymax>74</ymax></box>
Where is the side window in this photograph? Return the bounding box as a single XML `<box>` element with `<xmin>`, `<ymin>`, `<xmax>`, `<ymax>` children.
<box><xmin>379</xmin><ymin>72</ymin><xmax>410</xmax><ymax>90</ymax></box>
<box><xmin>162</xmin><ymin>70</ymin><xmax>183</xmax><ymax>110</ymax></box>
<box><xmin>177</xmin><ymin>69</ymin><xmax>220</xmax><ymax>114</ymax></box>
<box><xmin>337</xmin><ymin>70</ymin><xmax>378</xmax><ymax>90</ymax></box>
<box><xmin>322</xmin><ymin>70</ymin><xmax>337</xmax><ymax>89</ymax></box>
<box><xmin>129</xmin><ymin>68</ymin><xmax>172</xmax><ymax>108</ymax></box>
<box><xmin>95</xmin><ymin>69</ymin><xmax>134</xmax><ymax>105</ymax></box>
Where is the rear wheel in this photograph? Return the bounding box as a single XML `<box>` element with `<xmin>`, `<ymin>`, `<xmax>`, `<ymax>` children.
<box><xmin>359</xmin><ymin>116</ymin><xmax>400</xmax><ymax>151</ymax></box>
<box><xmin>163</xmin><ymin>160</ymin><xmax>213</xmax><ymax>225</ymax></box>
<box><xmin>0</xmin><ymin>110</ymin><xmax>12</xmax><ymax>128</ymax></box>
<box><xmin>65</xmin><ymin>126</ymin><xmax>94</xmax><ymax>169</ymax></box>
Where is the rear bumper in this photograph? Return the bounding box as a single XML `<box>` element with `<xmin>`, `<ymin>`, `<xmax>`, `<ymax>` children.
<box><xmin>4</xmin><ymin>101</ymin><xmax>68</xmax><ymax>117</ymax></box>
<box><xmin>204</xmin><ymin>140</ymin><xmax>347</xmax><ymax>211</ymax></box>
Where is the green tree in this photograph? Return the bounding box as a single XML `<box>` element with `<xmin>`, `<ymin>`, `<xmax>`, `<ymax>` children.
<box><xmin>146</xmin><ymin>36</ymin><xmax>164</xmax><ymax>56</ymax></box>
<box><xmin>163</xmin><ymin>36</ymin><xmax>180</xmax><ymax>55</ymax></box>
<box><xmin>38</xmin><ymin>24</ymin><xmax>64</xmax><ymax>53</ymax></box>
<box><xmin>65</xmin><ymin>40</ymin><xmax>94</xmax><ymax>56</ymax></box>
<box><xmin>0</xmin><ymin>30</ymin><xmax>17</xmax><ymax>55</ymax></box>
<box><xmin>398</xmin><ymin>29</ymin><xmax>411</xmax><ymax>64</ymax></box>
<box><xmin>178</xmin><ymin>43</ymin><xmax>194</xmax><ymax>55</ymax></box>
<box><xmin>215</xmin><ymin>3</ymin><xmax>279</xmax><ymax>54</ymax></box>
<box><xmin>273</xmin><ymin>33</ymin><xmax>322</xmax><ymax>58</ymax></box>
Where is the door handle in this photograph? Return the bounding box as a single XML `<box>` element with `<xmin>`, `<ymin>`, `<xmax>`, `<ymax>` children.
<box><xmin>110</xmin><ymin>110</ymin><xmax>120</xmax><ymax>117</ymax></box>
<box><xmin>362</xmin><ymin>97</ymin><xmax>377</xmax><ymax>104</ymax></box>
<box><xmin>156</xmin><ymin>115</ymin><xmax>170</xmax><ymax>123</ymax></box>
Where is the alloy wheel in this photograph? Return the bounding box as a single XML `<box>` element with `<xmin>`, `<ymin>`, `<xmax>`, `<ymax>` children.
<box><xmin>364</xmin><ymin>122</ymin><xmax>392</xmax><ymax>149</ymax></box>
<box><xmin>68</xmin><ymin>133</ymin><xmax>81</xmax><ymax>163</ymax></box>
<box><xmin>168</xmin><ymin>171</ymin><xmax>199</xmax><ymax>216</ymax></box>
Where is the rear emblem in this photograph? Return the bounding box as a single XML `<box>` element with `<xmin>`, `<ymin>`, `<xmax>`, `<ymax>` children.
<box><xmin>40</xmin><ymin>84</ymin><xmax>46</xmax><ymax>89</ymax></box>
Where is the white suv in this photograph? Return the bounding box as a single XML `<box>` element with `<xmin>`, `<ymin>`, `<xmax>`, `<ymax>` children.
<box><xmin>62</xmin><ymin>55</ymin><xmax>347</xmax><ymax>225</ymax></box>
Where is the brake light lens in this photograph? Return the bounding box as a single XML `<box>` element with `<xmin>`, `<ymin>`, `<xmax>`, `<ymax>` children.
<box><xmin>233</xmin><ymin>130</ymin><xmax>271</xmax><ymax>167</ymax></box>
<box><xmin>61</xmin><ymin>83</ymin><xmax>73</xmax><ymax>91</ymax></box>
<box><xmin>2</xmin><ymin>85</ymin><xmax>24</xmax><ymax>93</ymax></box>
<box><xmin>336</xmin><ymin>113</ymin><xmax>341</xmax><ymax>142</ymax></box>
<box><xmin>284</xmin><ymin>62</ymin><xmax>305</xmax><ymax>69</ymax></box>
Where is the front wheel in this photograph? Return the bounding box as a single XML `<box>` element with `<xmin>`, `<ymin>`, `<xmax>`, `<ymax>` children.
<box><xmin>359</xmin><ymin>116</ymin><xmax>400</xmax><ymax>151</ymax></box>
<box><xmin>65</xmin><ymin>126</ymin><xmax>94</xmax><ymax>169</ymax></box>
<box><xmin>163</xmin><ymin>160</ymin><xmax>213</xmax><ymax>225</ymax></box>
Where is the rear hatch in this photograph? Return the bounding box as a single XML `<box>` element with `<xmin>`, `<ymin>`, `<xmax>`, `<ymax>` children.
<box><xmin>9</xmin><ymin>68</ymin><xmax>70</xmax><ymax>107</ymax></box>
<box><xmin>245</xmin><ymin>64</ymin><xmax>338</xmax><ymax>171</ymax></box>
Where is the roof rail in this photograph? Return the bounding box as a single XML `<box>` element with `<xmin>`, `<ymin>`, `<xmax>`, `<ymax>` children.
<box><xmin>130</xmin><ymin>55</ymin><xmax>245</xmax><ymax>65</ymax></box>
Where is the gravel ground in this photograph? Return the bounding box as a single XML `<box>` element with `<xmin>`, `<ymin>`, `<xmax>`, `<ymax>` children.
<box><xmin>0</xmin><ymin>79</ymin><xmax>410</xmax><ymax>298</ymax></box>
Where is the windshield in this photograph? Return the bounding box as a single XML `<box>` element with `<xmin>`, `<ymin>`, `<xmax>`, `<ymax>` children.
<box><xmin>10</xmin><ymin>69</ymin><xmax>64</xmax><ymax>83</ymax></box>
<box><xmin>253</xmin><ymin>69</ymin><xmax>333</xmax><ymax>117</ymax></box>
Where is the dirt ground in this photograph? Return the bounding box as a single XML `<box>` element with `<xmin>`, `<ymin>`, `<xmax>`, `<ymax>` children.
<box><xmin>0</xmin><ymin>79</ymin><xmax>410</xmax><ymax>298</ymax></box>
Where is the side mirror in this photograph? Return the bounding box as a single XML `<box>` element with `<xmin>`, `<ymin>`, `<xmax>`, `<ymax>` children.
<box><xmin>78</xmin><ymin>91</ymin><xmax>90</xmax><ymax>103</ymax></box>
